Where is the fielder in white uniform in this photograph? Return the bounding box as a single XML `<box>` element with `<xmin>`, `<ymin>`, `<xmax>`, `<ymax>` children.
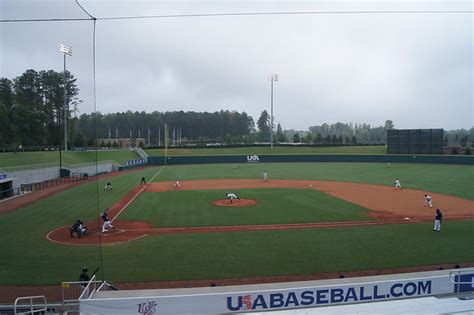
<box><xmin>263</xmin><ymin>171</ymin><xmax>268</xmax><ymax>181</ymax></box>
<box><xmin>394</xmin><ymin>179</ymin><xmax>401</xmax><ymax>190</ymax></box>
<box><xmin>173</xmin><ymin>180</ymin><xmax>181</xmax><ymax>189</ymax></box>
<box><xmin>104</xmin><ymin>182</ymin><xmax>112</xmax><ymax>191</ymax></box>
<box><xmin>424</xmin><ymin>194</ymin><xmax>433</xmax><ymax>208</ymax></box>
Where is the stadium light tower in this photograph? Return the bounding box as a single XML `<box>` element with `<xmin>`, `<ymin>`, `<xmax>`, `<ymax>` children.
<box><xmin>60</xmin><ymin>44</ymin><xmax>72</xmax><ymax>152</ymax></box>
<box><xmin>268</xmin><ymin>74</ymin><xmax>278</xmax><ymax>149</ymax></box>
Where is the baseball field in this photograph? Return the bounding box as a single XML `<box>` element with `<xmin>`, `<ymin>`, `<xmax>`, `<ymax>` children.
<box><xmin>0</xmin><ymin>161</ymin><xmax>473</xmax><ymax>290</ymax></box>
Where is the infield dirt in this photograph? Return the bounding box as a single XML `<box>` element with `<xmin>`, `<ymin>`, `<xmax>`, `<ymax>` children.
<box><xmin>47</xmin><ymin>179</ymin><xmax>474</xmax><ymax>246</ymax></box>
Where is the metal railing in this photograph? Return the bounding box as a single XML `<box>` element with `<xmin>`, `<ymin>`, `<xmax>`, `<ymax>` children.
<box><xmin>1</xmin><ymin>162</ymin><xmax>59</xmax><ymax>172</ymax></box>
<box><xmin>134</xmin><ymin>147</ymin><xmax>149</xmax><ymax>159</ymax></box>
<box><xmin>63</xmin><ymin>160</ymin><xmax>117</xmax><ymax>169</ymax></box>
<box><xmin>62</xmin><ymin>276</ymin><xmax>102</xmax><ymax>303</ymax></box>
<box><xmin>20</xmin><ymin>174</ymin><xmax>86</xmax><ymax>193</ymax></box>
<box><xmin>13</xmin><ymin>295</ymin><xmax>47</xmax><ymax>314</ymax></box>
<box><xmin>0</xmin><ymin>187</ymin><xmax>25</xmax><ymax>200</ymax></box>
<box><xmin>449</xmin><ymin>269</ymin><xmax>474</xmax><ymax>295</ymax></box>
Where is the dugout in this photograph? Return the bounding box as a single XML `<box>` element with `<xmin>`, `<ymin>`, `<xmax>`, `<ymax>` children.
<box><xmin>0</xmin><ymin>177</ymin><xmax>14</xmax><ymax>200</ymax></box>
<box><xmin>387</xmin><ymin>129</ymin><xmax>444</xmax><ymax>154</ymax></box>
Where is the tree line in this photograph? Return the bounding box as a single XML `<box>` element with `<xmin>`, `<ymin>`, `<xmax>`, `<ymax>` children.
<box><xmin>1</xmin><ymin>69</ymin><xmax>472</xmax><ymax>149</ymax></box>
<box><xmin>0</xmin><ymin>70</ymin><xmax>79</xmax><ymax>147</ymax></box>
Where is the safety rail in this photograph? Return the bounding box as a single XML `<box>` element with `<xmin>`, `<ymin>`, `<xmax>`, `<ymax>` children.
<box><xmin>20</xmin><ymin>174</ymin><xmax>86</xmax><ymax>193</ymax></box>
<box><xmin>0</xmin><ymin>187</ymin><xmax>25</xmax><ymax>200</ymax></box>
<box><xmin>1</xmin><ymin>162</ymin><xmax>59</xmax><ymax>172</ymax></box>
<box><xmin>62</xmin><ymin>276</ymin><xmax>102</xmax><ymax>303</ymax></box>
<box><xmin>449</xmin><ymin>269</ymin><xmax>474</xmax><ymax>295</ymax></box>
<box><xmin>13</xmin><ymin>295</ymin><xmax>47</xmax><ymax>314</ymax></box>
<box><xmin>134</xmin><ymin>147</ymin><xmax>149</xmax><ymax>159</ymax></box>
<box><xmin>63</xmin><ymin>160</ymin><xmax>117</xmax><ymax>169</ymax></box>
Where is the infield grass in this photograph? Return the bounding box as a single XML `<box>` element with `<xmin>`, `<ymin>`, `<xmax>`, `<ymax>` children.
<box><xmin>123</xmin><ymin>188</ymin><xmax>371</xmax><ymax>227</ymax></box>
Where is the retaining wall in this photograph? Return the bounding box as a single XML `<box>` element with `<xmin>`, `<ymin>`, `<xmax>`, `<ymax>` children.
<box><xmin>149</xmin><ymin>155</ymin><xmax>474</xmax><ymax>166</ymax></box>
<box><xmin>5</xmin><ymin>163</ymin><xmax>115</xmax><ymax>190</ymax></box>
<box><xmin>7</xmin><ymin>167</ymin><xmax>59</xmax><ymax>190</ymax></box>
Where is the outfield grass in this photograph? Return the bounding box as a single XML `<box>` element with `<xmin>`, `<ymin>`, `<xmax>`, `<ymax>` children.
<box><xmin>0</xmin><ymin>163</ymin><xmax>473</xmax><ymax>285</ymax></box>
<box><xmin>1</xmin><ymin>219</ymin><xmax>472</xmax><ymax>285</ymax></box>
<box><xmin>146</xmin><ymin>145</ymin><xmax>387</xmax><ymax>156</ymax></box>
<box><xmin>123</xmin><ymin>189</ymin><xmax>371</xmax><ymax>227</ymax></box>
<box><xmin>0</xmin><ymin>150</ymin><xmax>140</xmax><ymax>168</ymax></box>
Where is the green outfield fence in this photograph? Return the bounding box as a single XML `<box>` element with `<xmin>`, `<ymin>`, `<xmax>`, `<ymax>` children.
<box><xmin>148</xmin><ymin>154</ymin><xmax>474</xmax><ymax>165</ymax></box>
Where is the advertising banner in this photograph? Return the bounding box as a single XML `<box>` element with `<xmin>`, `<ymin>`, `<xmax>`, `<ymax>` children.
<box><xmin>80</xmin><ymin>271</ymin><xmax>474</xmax><ymax>314</ymax></box>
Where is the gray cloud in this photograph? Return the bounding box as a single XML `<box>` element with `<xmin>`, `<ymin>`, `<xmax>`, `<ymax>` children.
<box><xmin>1</xmin><ymin>0</ymin><xmax>472</xmax><ymax>130</ymax></box>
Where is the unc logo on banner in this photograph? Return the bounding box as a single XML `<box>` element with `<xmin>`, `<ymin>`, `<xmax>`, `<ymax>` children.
<box><xmin>247</xmin><ymin>155</ymin><xmax>260</xmax><ymax>163</ymax></box>
<box><xmin>137</xmin><ymin>301</ymin><xmax>157</xmax><ymax>315</ymax></box>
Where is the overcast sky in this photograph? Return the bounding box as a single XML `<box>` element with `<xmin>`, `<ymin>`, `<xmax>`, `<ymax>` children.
<box><xmin>1</xmin><ymin>0</ymin><xmax>472</xmax><ymax>130</ymax></box>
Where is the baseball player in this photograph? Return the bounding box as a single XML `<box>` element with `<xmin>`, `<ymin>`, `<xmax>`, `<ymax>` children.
<box><xmin>101</xmin><ymin>208</ymin><xmax>114</xmax><ymax>233</ymax></box>
<box><xmin>263</xmin><ymin>171</ymin><xmax>268</xmax><ymax>181</ymax></box>
<box><xmin>173</xmin><ymin>180</ymin><xmax>181</xmax><ymax>189</ymax></box>
<box><xmin>394</xmin><ymin>179</ymin><xmax>401</xmax><ymax>190</ymax></box>
<box><xmin>104</xmin><ymin>182</ymin><xmax>112</xmax><ymax>191</ymax></box>
<box><xmin>434</xmin><ymin>208</ymin><xmax>443</xmax><ymax>232</ymax></box>
<box><xmin>140</xmin><ymin>177</ymin><xmax>146</xmax><ymax>185</ymax></box>
<box><xmin>70</xmin><ymin>220</ymin><xmax>86</xmax><ymax>238</ymax></box>
<box><xmin>226</xmin><ymin>193</ymin><xmax>240</xmax><ymax>204</ymax></box>
<box><xmin>424</xmin><ymin>194</ymin><xmax>433</xmax><ymax>208</ymax></box>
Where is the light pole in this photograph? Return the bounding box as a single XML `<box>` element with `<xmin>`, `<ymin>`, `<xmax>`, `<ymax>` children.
<box><xmin>60</xmin><ymin>44</ymin><xmax>72</xmax><ymax>152</ymax></box>
<box><xmin>268</xmin><ymin>74</ymin><xmax>278</xmax><ymax>149</ymax></box>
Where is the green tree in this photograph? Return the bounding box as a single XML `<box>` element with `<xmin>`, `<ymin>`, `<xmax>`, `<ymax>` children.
<box><xmin>315</xmin><ymin>133</ymin><xmax>322</xmax><ymax>144</ymax></box>
<box><xmin>293</xmin><ymin>133</ymin><xmax>300</xmax><ymax>143</ymax></box>
<box><xmin>443</xmin><ymin>136</ymin><xmax>449</xmax><ymax>146</ymax></box>
<box><xmin>337</xmin><ymin>135</ymin><xmax>343</xmax><ymax>144</ymax></box>
<box><xmin>276</xmin><ymin>123</ymin><xmax>286</xmax><ymax>142</ymax></box>
<box><xmin>384</xmin><ymin>120</ymin><xmax>394</xmax><ymax>130</ymax></box>
<box><xmin>257</xmin><ymin>110</ymin><xmax>271</xmax><ymax>142</ymax></box>
<box><xmin>351</xmin><ymin>136</ymin><xmax>357</xmax><ymax>145</ymax></box>
<box><xmin>323</xmin><ymin>135</ymin><xmax>331</xmax><ymax>144</ymax></box>
<box><xmin>0</xmin><ymin>78</ymin><xmax>14</xmax><ymax>146</ymax></box>
<box><xmin>304</xmin><ymin>132</ymin><xmax>313</xmax><ymax>144</ymax></box>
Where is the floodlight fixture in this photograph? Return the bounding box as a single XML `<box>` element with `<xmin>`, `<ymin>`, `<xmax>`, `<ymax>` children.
<box><xmin>59</xmin><ymin>44</ymin><xmax>72</xmax><ymax>56</ymax></box>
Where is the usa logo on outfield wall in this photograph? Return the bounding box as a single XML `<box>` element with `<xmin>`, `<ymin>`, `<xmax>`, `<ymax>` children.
<box><xmin>247</xmin><ymin>155</ymin><xmax>260</xmax><ymax>162</ymax></box>
<box><xmin>137</xmin><ymin>301</ymin><xmax>157</xmax><ymax>315</ymax></box>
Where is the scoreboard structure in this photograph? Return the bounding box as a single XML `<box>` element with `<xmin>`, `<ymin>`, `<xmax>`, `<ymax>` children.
<box><xmin>387</xmin><ymin>129</ymin><xmax>444</xmax><ymax>154</ymax></box>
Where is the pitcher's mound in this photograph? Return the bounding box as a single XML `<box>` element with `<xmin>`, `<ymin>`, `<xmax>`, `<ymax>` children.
<box><xmin>213</xmin><ymin>199</ymin><xmax>257</xmax><ymax>207</ymax></box>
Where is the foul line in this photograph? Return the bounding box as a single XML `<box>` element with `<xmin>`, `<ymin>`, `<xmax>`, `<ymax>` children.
<box><xmin>111</xmin><ymin>166</ymin><xmax>165</xmax><ymax>222</ymax></box>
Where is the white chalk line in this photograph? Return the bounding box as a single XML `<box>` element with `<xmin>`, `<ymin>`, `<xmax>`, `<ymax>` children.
<box><xmin>111</xmin><ymin>166</ymin><xmax>165</xmax><ymax>222</ymax></box>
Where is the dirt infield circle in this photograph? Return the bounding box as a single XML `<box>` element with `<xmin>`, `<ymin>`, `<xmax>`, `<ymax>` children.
<box><xmin>47</xmin><ymin>179</ymin><xmax>474</xmax><ymax>246</ymax></box>
<box><xmin>213</xmin><ymin>199</ymin><xmax>257</xmax><ymax>207</ymax></box>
